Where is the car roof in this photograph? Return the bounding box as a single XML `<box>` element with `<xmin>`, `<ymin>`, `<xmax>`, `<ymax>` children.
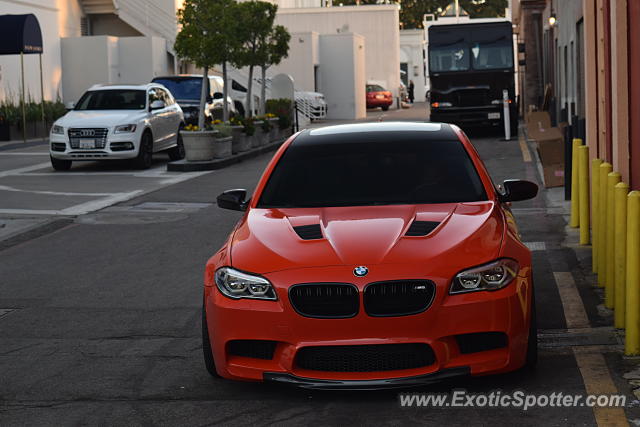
<box><xmin>153</xmin><ymin>75</ymin><xmax>222</xmax><ymax>81</ymax></box>
<box><xmin>88</xmin><ymin>83</ymin><xmax>160</xmax><ymax>91</ymax></box>
<box><xmin>296</xmin><ymin>122</ymin><xmax>459</xmax><ymax>145</ymax></box>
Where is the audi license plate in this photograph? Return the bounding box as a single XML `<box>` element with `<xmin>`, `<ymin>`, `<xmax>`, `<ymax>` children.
<box><xmin>488</xmin><ymin>112</ymin><xmax>501</xmax><ymax>120</ymax></box>
<box><xmin>79</xmin><ymin>139</ymin><xmax>95</xmax><ymax>149</ymax></box>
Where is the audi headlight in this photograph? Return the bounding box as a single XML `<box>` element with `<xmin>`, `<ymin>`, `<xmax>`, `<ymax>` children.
<box><xmin>215</xmin><ymin>267</ymin><xmax>277</xmax><ymax>300</ymax></box>
<box><xmin>114</xmin><ymin>124</ymin><xmax>137</xmax><ymax>133</ymax></box>
<box><xmin>450</xmin><ymin>259</ymin><xmax>519</xmax><ymax>294</ymax></box>
<box><xmin>51</xmin><ymin>124</ymin><xmax>64</xmax><ymax>135</ymax></box>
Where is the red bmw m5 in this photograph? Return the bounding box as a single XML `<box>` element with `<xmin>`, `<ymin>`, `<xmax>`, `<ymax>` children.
<box><xmin>203</xmin><ymin>122</ymin><xmax>538</xmax><ymax>389</ymax></box>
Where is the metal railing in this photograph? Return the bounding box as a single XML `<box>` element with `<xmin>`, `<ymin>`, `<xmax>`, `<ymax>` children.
<box><xmin>114</xmin><ymin>0</ymin><xmax>178</xmax><ymax>47</ymax></box>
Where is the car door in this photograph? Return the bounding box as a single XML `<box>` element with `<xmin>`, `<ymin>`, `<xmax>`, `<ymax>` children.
<box><xmin>159</xmin><ymin>88</ymin><xmax>181</xmax><ymax>146</ymax></box>
<box><xmin>147</xmin><ymin>88</ymin><xmax>165</xmax><ymax>148</ymax></box>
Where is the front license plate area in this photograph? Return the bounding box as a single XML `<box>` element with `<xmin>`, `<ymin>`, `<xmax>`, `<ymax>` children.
<box><xmin>488</xmin><ymin>112</ymin><xmax>501</xmax><ymax>120</ymax></box>
<box><xmin>79</xmin><ymin>139</ymin><xmax>96</xmax><ymax>149</ymax></box>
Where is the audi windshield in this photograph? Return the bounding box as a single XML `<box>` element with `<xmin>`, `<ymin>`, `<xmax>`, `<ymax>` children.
<box><xmin>74</xmin><ymin>90</ymin><xmax>146</xmax><ymax>111</ymax></box>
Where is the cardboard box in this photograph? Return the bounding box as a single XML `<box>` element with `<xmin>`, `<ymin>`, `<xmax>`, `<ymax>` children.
<box><xmin>542</xmin><ymin>163</ymin><xmax>565</xmax><ymax>188</ymax></box>
<box><xmin>526</xmin><ymin>111</ymin><xmax>551</xmax><ymax>129</ymax></box>
<box><xmin>529</xmin><ymin>125</ymin><xmax>564</xmax><ymax>142</ymax></box>
<box><xmin>537</xmin><ymin>138</ymin><xmax>565</xmax><ymax>165</ymax></box>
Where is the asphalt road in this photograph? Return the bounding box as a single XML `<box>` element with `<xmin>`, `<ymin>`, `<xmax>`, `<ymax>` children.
<box><xmin>0</xmin><ymin>105</ymin><xmax>637</xmax><ymax>426</ymax></box>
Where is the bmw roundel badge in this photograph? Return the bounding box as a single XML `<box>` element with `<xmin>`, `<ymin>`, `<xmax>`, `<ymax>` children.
<box><xmin>353</xmin><ymin>266</ymin><xmax>369</xmax><ymax>277</ymax></box>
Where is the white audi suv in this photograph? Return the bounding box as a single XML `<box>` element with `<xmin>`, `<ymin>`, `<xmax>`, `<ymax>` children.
<box><xmin>49</xmin><ymin>83</ymin><xmax>184</xmax><ymax>170</ymax></box>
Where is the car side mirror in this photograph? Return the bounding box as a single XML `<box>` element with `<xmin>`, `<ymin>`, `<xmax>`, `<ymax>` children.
<box><xmin>217</xmin><ymin>189</ymin><xmax>248</xmax><ymax>211</ymax></box>
<box><xmin>212</xmin><ymin>92</ymin><xmax>224</xmax><ymax>100</ymax></box>
<box><xmin>150</xmin><ymin>100</ymin><xmax>165</xmax><ymax>111</ymax></box>
<box><xmin>65</xmin><ymin>102</ymin><xmax>75</xmax><ymax>110</ymax></box>
<box><xmin>500</xmin><ymin>179</ymin><xmax>538</xmax><ymax>202</ymax></box>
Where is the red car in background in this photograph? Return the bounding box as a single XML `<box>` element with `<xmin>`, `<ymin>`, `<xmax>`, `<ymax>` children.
<box><xmin>204</xmin><ymin>122</ymin><xmax>538</xmax><ymax>389</ymax></box>
<box><xmin>366</xmin><ymin>84</ymin><xmax>393</xmax><ymax>110</ymax></box>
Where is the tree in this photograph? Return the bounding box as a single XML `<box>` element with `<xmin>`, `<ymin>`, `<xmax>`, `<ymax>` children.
<box><xmin>235</xmin><ymin>1</ymin><xmax>278</xmax><ymax>118</ymax></box>
<box><xmin>257</xmin><ymin>25</ymin><xmax>290</xmax><ymax>115</ymax></box>
<box><xmin>175</xmin><ymin>0</ymin><xmax>240</xmax><ymax>124</ymax></box>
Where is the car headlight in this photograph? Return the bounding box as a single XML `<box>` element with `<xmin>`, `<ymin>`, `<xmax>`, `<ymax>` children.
<box><xmin>114</xmin><ymin>124</ymin><xmax>137</xmax><ymax>133</ymax></box>
<box><xmin>51</xmin><ymin>124</ymin><xmax>64</xmax><ymax>135</ymax></box>
<box><xmin>450</xmin><ymin>259</ymin><xmax>519</xmax><ymax>294</ymax></box>
<box><xmin>215</xmin><ymin>267</ymin><xmax>277</xmax><ymax>300</ymax></box>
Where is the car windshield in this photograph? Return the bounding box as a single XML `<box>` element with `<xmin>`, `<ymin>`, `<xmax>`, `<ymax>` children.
<box><xmin>257</xmin><ymin>137</ymin><xmax>487</xmax><ymax>208</ymax></box>
<box><xmin>75</xmin><ymin>90</ymin><xmax>146</xmax><ymax>110</ymax></box>
<box><xmin>367</xmin><ymin>84</ymin><xmax>386</xmax><ymax>92</ymax></box>
<box><xmin>429</xmin><ymin>43</ymin><xmax>470</xmax><ymax>72</ymax></box>
<box><xmin>152</xmin><ymin>78</ymin><xmax>204</xmax><ymax>101</ymax></box>
<box><xmin>471</xmin><ymin>42</ymin><xmax>513</xmax><ymax>70</ymax></box>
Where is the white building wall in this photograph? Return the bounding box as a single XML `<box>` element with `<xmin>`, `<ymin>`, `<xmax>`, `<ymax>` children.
<box><xmin>275</xmin><ymin>5</ymin><xmax>401</xmax><ymax>105</ymax></box>
<box><xmin>269</xmin><ymin>32</ymin><xmax>319</xmax><ymax>92</ymax></box>
<box><xmin>318</xmin><ymin>33</ymin><xmax>366</xmax><ymax>120</ymax></box>
<box><xmin>0</xmin><ymin>0</ymin><xmax>83</xmax><ymax>102</ymax></box>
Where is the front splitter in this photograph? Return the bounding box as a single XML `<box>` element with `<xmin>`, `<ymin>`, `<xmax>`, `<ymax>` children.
<box><xmin>263</xmin><ymin>366</ymin><xmax>470</xmax><ymax>390</ymax></box>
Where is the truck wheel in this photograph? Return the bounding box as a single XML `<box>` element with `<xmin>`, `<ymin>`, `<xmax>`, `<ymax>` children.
<box><xmin>50</xmin><ymin>156</ymin><xmax>72</xmax><ymax>171</ymax></box>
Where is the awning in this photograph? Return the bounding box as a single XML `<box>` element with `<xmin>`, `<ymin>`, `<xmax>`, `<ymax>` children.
<box><xmin>0</xmin><ymin>14</ymin><xmax>43</xmax><ymax>55</ymax></box>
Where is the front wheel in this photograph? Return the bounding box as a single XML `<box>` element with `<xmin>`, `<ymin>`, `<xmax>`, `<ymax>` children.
<box><xmin>524</xmin><ymin>290</ymin><xmax>538</xmax><ymax>369</ymax></box>
<box><xmin>134</xmin><ymin>131</ymin><xmax>153</xmax><ymax>169</ymax></box>
<box><xmin>50</xmin><ymin>156</ymin><xmax>72</xmax><ymax>171</ymax></box>
<box><xmin>168</xmin><ymin>129</ymin><xmax>185</xmax><ymax>161</ymax></box>
<box><xmin>202</xmin><ymin>303</ymin><xmax>220</xmax><ymax>378</ymax></box>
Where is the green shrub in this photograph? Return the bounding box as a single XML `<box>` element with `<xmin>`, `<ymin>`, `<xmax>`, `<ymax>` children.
<box><xmin>214</xmin><ymin>123</ymin><xmax>232</xmax><ymax>138</ymax></box>
<box><xmin>0</xmin><ymin>96</ymin><xmax>66</xmax><ymax>126</ymax></box>
<box><xmin>265</xmin><ymin>98</ymin><xmax>292</xmax><ymax>129</ymax></box>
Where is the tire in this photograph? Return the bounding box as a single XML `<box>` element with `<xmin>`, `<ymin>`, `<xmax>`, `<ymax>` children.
<box><xmin>168</xmin><ymin>128</ymin><xmax>185</xmax><ymax>161</ymax></box>
<box><xmin>134</xmin><ymin>131</ymin><xmax>153</xmax><ymax>169</ymax></box>
<box><xmin>381</xmin><ymin>105</ymin><xmax>390</xmax><ymax>111</ymax></box>
<box><xmin>524</xmin><ymin>289</ymin><xmax>538</xmax><ymax>369</ymax></box>
<box><xmin>202</xmin><ymin>302</ymin><xmax>220</xmax><ymax>378</ymax></box>
<box><xmin>50</xmin><ymin>156</ymin><xmax>72</xmax><ymax>171</ymax></box>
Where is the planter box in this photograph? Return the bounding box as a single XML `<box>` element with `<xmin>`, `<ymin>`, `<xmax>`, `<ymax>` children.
<box><xmin>231</xmin><ymin>126</ymin><xmax>251</xmax><ymax>153</ymax></box>
<box><xmin>182</xmin><ymin>130</ymin><xmax>218</xmax><ymax>161</ymax></box>
<box><xmin>256</xmin><ymin>129</ymin><xmax>269</xmax><ymax>146</ymax></box>
<box><xmin>212</xmin><ymin>136</ymin><xmax>232</xmax><ymax>159</ymax></box>
<box><xmin>268</xmin><ymin>118</ymin><xmax>279</xmax><ymax>141</ymax></box>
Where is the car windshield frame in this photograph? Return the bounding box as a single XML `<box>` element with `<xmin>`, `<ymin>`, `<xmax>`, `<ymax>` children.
<box><xmin>367</xmin><ymin>84</ymin><xmax>386</xmax><ymax>92</ymax></box>
<box><xmin>74</xmin><ymin>89</ymin><xmax>147</xmax><ymax>111</ymax></box>
<box><xmin>256</xmin><ymin>134</ymin><xmax>488</xmax><ymax>209</ymax></box>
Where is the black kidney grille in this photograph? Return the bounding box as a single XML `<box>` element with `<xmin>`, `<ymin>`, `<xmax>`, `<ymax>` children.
<box><xmin>295</xmin><ymin>343</ymin><xmax>435</xmax><ymax>372</ymax></box>
<box><xmin>405</xmin><ymin>221</ymin><xmax>440</xmax><ymax>236</ymax></box>
<box><xmin>364</xmin><ymin>280</ymin><xmax>436</xmax><ymax>317</ymax></box>
<box><xmin>293</xmin><ymin>224</ymin><xmax>323</xmax><ymax>240</ymax></box>
<box><xmin>289</xmin><ymin>283</ymin><xmax>359</xmax><ymax>318</ymax></box>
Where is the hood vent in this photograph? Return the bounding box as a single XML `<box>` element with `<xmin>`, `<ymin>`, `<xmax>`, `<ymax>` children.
<box><xmin>293</xmin><ymin>224</ymin><xmax>323</xmax><ymax>240</ymax></box>
<box><xmin>405</xmin><ymin>221</ymin><xmax>440</xmax><ymax>237</ymax></box>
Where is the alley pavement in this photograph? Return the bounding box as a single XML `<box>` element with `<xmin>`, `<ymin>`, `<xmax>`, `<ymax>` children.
<box><xmin>0</xmin><ymin>104</ymin><xmax>638</xmax><ymax>425</ymax></box>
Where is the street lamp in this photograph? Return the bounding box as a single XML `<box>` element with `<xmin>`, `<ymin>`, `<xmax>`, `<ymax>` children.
<box><xmin>548</xmin><ymin>13</ymin><xmax>557</xmax><ymax>27</ymax></box>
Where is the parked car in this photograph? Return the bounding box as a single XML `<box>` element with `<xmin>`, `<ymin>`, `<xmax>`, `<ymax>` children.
<box><xmin>366</xmin><ymin>84</ymin><xmax>393</xmax><ymax>110</ymax></box>
<box><xmin>151</xmin><ymin>75</ymin><xmax>237</xmax><ymax>124</ymax></box>
<box><xmin>49</xmin><ymin>83</ymin><xmax>184</xmax><ymax>171</ymax></box>
<box><xmin>204</xmin><ymin>122</ymin><xmax>538</xmax><ymax>389</ymax></box>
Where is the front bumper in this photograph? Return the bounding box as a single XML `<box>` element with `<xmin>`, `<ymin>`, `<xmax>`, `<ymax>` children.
<box><xmin>49</xmin><ymin>132</ymin><xmax>141</xmax><ymax>160</ymax></box>
<box><xmin>205</xmin><ymin>263</ymin><xmax>533</xmax><ymax>386</ymax></box>
<box><xmin>429</xmin><ymin>106</ymin><xmax>510</xmax><ymax>126</ymax></box>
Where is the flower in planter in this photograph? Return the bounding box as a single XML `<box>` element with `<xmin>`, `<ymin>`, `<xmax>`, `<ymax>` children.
<box><xmin>184</xmin><ymin>124</ymin><xmax>201</xmax><ymax>131</ymax></box>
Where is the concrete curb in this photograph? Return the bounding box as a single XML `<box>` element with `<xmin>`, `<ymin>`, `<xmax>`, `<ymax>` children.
<box><xmin>166</xmin><ymin>138</ymin><xmax>286</xmax><ymax>172</ymax></box>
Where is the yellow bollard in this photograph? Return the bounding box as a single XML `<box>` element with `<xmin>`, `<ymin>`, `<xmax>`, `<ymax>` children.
<box><xmin>570</xmin><ymin>138</ymin><xmax>582</xmax><ymax>228</ymax></box>
<box><xmin>614</xmin><ymin>182</ymin><xmax>628</xmax><ymax>328</ymax></box>
<box><xmin>578</xmin><ymin>146</ymin><xmax>590</xmax><ymax>244</ymax></box>
<box><xmin>598</xmin><ymin>162</ymin><xmax>612</xmax><ymax>286</ymax></box>
<box><xmin>626</xmin><ymin>191</ymin><xmax>640</xmax><ymax>355</ymax></box>
<box><xmin>591</xmin><ymin>159</ymin><xmax>603</xmax><ymax>272</ymax></box>
<box><xmin>605</xmin><ymin>171</ymin><xmax>621</xmax><ymax>309</ymax></box>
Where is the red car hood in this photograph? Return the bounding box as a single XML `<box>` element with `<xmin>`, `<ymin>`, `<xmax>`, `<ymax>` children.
<box><xmin>230</xmin><ymin>202</ymin><xmax>505</xmax><ymax>274</ymax></box>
